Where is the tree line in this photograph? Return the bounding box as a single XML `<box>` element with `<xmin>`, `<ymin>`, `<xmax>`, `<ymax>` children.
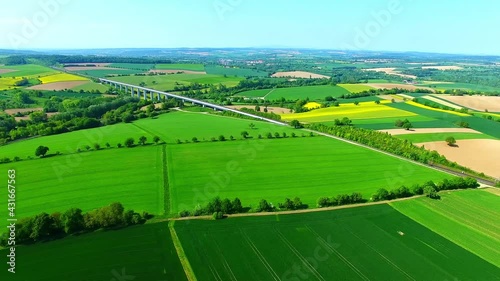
<box><xmin>177</xmin><ymin>177</ymin><xmax>479</xmax><ymax>219</ymax></box>
<box><xmin>0</xmin><ymin>202</ymin><xmax>148</xmax><ymax>246</ymax></box>
<box><xmin>371</xmin><ymin>176</ymin><xmax>479</xmax><ymax>201</ymax></box>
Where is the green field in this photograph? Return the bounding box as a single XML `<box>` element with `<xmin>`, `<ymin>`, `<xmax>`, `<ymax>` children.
<box><xmin>156</xmin><ymin>63</ymin><xmax>205</xmax><ymax>71</ymax></box>
<box><xmin>73</xmin><ymin>68</ymin><xmax>144</xmax><ymax>78</ymax></box>
<box><xmin>109</xmin><ymin>73</ymin><xmax>243</xmax><ymax>90</ymax></box>
<box><xmin>70</xmin><ymin>81</ymin><xmax>110</xmax><ymax>92</ymax></box>
<box><xmin>237</xmin><ymin>85</ymin><xmax>351</xmax><ymax>101</ymax></box>
<box><xmin>0</xmin><ymin>122</ymin><xmax>155</xmax><ymax>160</ymax></box>
<box><xmin>132</xmin><ymin>111</ymin><xmax>296</xmax><ymax>143</ymax></box>
<box><xmin>174</xmin><ymin>203</ymin><xmax>500</xmax><ymax>280</ymax></box>
<box><xmin>0</xmin><ymin>64</ymin><xmax>58</xmax><ymax>78</ymax></box>
<box><xmin>391</xmin><ymin>189</ymin><xmax>500</xmax><ymax>267</ymax></box>
<box><xmin>0</xmin><ymin>222</ymin><xmax>187</xmax><ymax>281</ymax></box>
<box><xmin>389</xmin><ymin>102</ymin><xmax>500</xmax><ymax>138</ymax></box>
<box><xmin>0</xmin><ymin>146</ymin><xmax>164</xmax><ymax>227</ymax></box>
<box><xmin>235</xmin><ymin>88</ymin><xmax>271</xmax><ymax>98</ymax></box>
<box><xmin>205</xmin><ymin>65</ymin><xmax>269</xmax><ymax>77</ymax></box>
<box><xmin>418</xmin><ymin>82</ymin><xmax>500</xmax><ymax>93</ymax></box>
<box><xmin>281</xmin><ymin>101</ymin><xmax>416</xmax><ymax>123</ymax></box>
<box><xmin>338</xmin><ymin>83</ymin><xmax>375</xmax><ymax>93</ymax></box>
<box><xmin>167</xmin><ymin>136</ymin><xmax>451</xmax><ymax>213</ymax></box>
<box><xmin>108</xmin><ymin>63</ymin><xmax>155</xmax><ymax>70</ymax></box>
<box><xmin>395</xmin><ymin>132</ymin><xmax>496</xmax><ymax>143</ymax></box>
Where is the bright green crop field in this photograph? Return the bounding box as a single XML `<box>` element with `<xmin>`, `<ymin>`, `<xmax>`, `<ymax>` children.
<box><xmin>389</xmin><ymin>103</ymin><xmax>500</xmax><ymax>138</ymax></box>
<box><xmin>0</xmin><ymin>64</ymin><xmax>58</xmax><ymax>78</ymax></box>
<box><xmin>0</xmin><ymin>145</ymin><xmax>164</xmax><ymax>226</ymax></box>
<box><xmin>108</xmin><ymin>63</ymin><xmax>155</xmax><ymax>70</ymax></box>
<box><xmin>70</xmin><ymin>81</ymin><xmax>110</xmax><ymax>92</ymax></box>
<box><xmin>155</xmin><ymin>63</ymin><xmax>205</xmax><ymax>71</ymax></box>
<box><xmin>174</xmin><ymin>203</ymin><xmax>500</xmax><ymax>281</ymax></box>
<box><xmin>108</xmin><ymin>73</ymin><xmax>243</xmax><ymax>90</ymax></box>
<box><xmin>391</xmin><ymin>189</ymin><xmax>500</xmax><ymax>267</ymax></box>
<box><xmin>395</xmin><ymin>132</ymin><xmax>496</xmax><ymax>143</ymax></box>
<box><xmin>0</xmin><ymin>122</ymin><xmax>155</xmax><ymax>160</ymax></box>
<box><xmin>132</xmin><ymin>111</ymin><xmax>295</xmax><ymax>143</ymax></box>
<box><xmin>236</xmin><ymin>85</ymin><xmax>350</xmax><ymax>100</ymax></box>
<box><xmin>338</xmin><ymin>83</ymin><xmax>375</xmax><ymax>93</ymax></box>
<box><xmin>205</xmin><ymin>65</ymin><xmax>269</xmax><ymax>77</ymax></box>
<box><xmin>73</xmin><ymin>68</ymin><xmax>144</xmax><ymax>78</ymax></box>
<box><xmin>167</xmin><ymin>136</ymin><xmax>452</xmax><ymax>213</ymax></box>
<box><xmin>0</xmin><ymin>222</ymin><xmax>187</xmax><ymax>281</ymax></box>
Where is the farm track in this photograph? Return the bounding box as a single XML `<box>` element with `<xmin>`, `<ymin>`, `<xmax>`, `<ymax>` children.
<box><xmin>170</xmin><ymin>195</ymin><xmax>425</xmax><ymax>221</ymax></box>
<box><xmin>168</xmin><ymin>221</ymin><xmax>198</xmax><ymax>281</ymax></box>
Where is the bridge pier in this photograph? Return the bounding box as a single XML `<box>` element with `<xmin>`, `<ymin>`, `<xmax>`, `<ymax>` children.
<box><xmin>143</xmin><ymin>89</ymin><xmax>146</xmax><ymax>100</ymax></box>
<box><xmin>150</xmin><ymin>92</ymin><xmax>153</xmax><ymax>100</ymax></box>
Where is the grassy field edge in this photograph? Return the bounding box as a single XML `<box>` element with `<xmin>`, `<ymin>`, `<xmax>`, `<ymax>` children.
<box><xmin>169</xmin><ymin>221</ymin><xmax>198</xmax><ymax>281</ymax></box>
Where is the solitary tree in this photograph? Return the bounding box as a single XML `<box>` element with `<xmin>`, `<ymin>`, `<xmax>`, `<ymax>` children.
<box><xmin>192</xmin><ymin>137</ymin><xmax>198</xmax><ymax>143</ymax></box>
<box><xmin>445</xmin><ymin>136</ymin><xmax>457</xmax><ymax>146</ymax></box>
<box><xmin>124</xmin><ymin>138</ymin><xmax>135</xmax><ymax>147</ymax></box>
<box><xmin>241</xmin><ymin>131</ymin><xmax>249</xmax><ymax>139</ymax></box>
<box><xmin>354</xmin><ymin>101</ymin><xmax>359</xmax><ymax>105</ymax></box>
<box><xmin>153</xmin><ymin>136</ymin><xmax>160</xmax><ymax>144</ymax></box>
<box><xmin>139</xmin><ymin>136</ymin><xmax>147</xmax><ymax>145</ymax></box>
<box><xmin>402</xmin><ymin>121</ymin><xmax>413</xmax><ymax>130</ymax></box>
<box><xmin>218</xmin><ymin>135</ymin><xmax>226</xmax><ymax>141</ymax></box>
<box><xmin>290</xmin><ymin>119</ymin><xmax>302</xmax><ymax>129</ymax></box>
<box><xmin>93</xmin><ymin>143</ymin><xmax>100</xmax><ymax>150</ymax></box>
<box><xmin>375</xmin><ymin>100</ymin><xmax>381</xmax><ymax>104</ymax></box>
<box><xmin>249</xmin><ymin>123</ymin><xmax>255</xmax><ymax>130</ymax></box>
<box><xmin>35</xmin><ymin>146</ymin><xmax>49</xmax><ymax>157</ymax></box>
<box><xmin>105</xmin><ymin>142</ymin><xmax>111</xmax><ymax>148</ymax></box>
<box><xmin>255</xmin><ymin>105</ymin><xmax>260</xmax><ymax>112</ymax></box>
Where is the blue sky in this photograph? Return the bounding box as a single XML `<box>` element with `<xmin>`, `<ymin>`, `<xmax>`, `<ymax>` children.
<box><xmin>1</xmin><ymin>0</ymin><xmax>499</xmax><ymax>55</ymax></box>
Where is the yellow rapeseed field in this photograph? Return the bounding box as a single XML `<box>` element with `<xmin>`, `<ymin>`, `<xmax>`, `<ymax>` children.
<box><xmin>0</xmin><ymin>77</ymin><xmax>23</xmax><ymax>90</ymax></box>
<box><xmin>282</xmin><ymin>100</ymin><xmax>416</xmax><ymax>123</ymax></box>
<box><xmin>39</xmin><ymin>73</ymin><xmax>88</xmax><ymax>84</ymax></box>
<box><xmin>304</xmin><ymin>102</ymin><xmax>322</xmax><ymax>109</ymax></box>
<box><xmin>406</xmin><ymin>101</ymin><xmax>469</xmax><ymax>117</ymax></box>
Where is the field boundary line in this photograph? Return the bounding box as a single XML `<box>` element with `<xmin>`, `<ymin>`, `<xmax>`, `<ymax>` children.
<box><xmin>162</xmin><ymin>144</ymin><xmax>170</xmax><ymax>215</ymax></box>
<box><xmin>262</xmin><ymin>88</ymin><xmax>276</xmax><ymax>99</ymax></box>
<box><xmin>274</xmin><ymin>228</ymin><xmax>326</xmax><ymax>281</ymax></box>
<box><xmin>168</xmin><ymin>221</ymin><xmax>198</xmax><ymax>281</ymax></box>
<box><xmin>240</xmin><ymin>230</ymin><xmax>281</xmax><ymax>281</ymax></box>
<box><xmin>172</xmin><ymin>195</ymin><xmax>425</xmax><ymax>221</ymax></box>
<box><xmin>306</xmin><ymin>226</ymin><xmax>370</xmax><ymax>281</ymax></box>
